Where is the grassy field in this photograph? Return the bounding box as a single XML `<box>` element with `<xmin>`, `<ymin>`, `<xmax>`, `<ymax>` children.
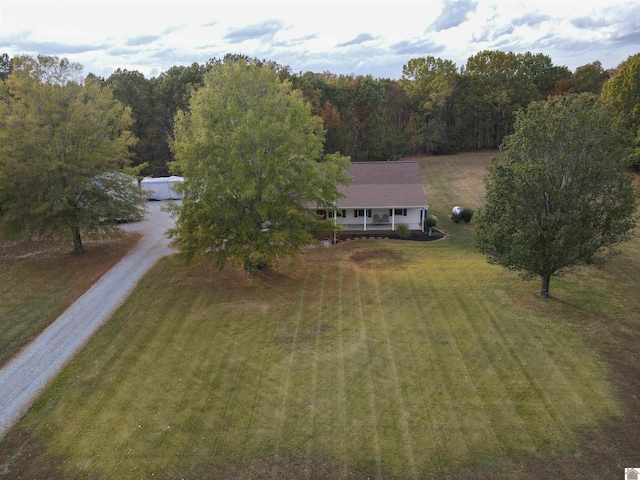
<box><xmin>1</xmin><ymin>151</ymin><xmax>639</xmax><ymax>479</ymax></box>
<box><xmin>0</xmin><ymin>235</ymin><xmax>139</xmax><ymax>368</ymax></box>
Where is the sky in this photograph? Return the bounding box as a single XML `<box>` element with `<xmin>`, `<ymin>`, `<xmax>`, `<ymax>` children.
<box><xmin>1</xmin><ymin>0</ymin><xmax>639</xmax><ymax>79</ymax></box>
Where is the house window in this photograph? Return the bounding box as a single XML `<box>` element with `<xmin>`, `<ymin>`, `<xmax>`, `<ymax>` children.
<box><xmin>390</xmin><ymin>208</ymin><xmax>407</xmax><ymax>216</ymax></box>
<box><xmin>354</xmin><ymin>209</ymin><xmax>372</xmax><ymax>218</ymax></box>
<box><xmin>328</xmin><ymin>210</ymin><xmax>345</xmax><ymax>218</ymax></box>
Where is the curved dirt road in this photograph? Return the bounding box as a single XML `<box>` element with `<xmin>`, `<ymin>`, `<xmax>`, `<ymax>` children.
<box><xmin>0</xmin><ymin>201</ymin><xmax>176</xmax><ymax>438</ymax></box>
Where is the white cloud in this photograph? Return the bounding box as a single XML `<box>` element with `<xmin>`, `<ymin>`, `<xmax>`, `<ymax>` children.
<box><xmin>0</xmin><ymin>0</ymin><xmax>638</xmax><ymax>78</ymax></box>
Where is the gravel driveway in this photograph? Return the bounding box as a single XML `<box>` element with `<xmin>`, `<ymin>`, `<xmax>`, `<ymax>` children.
<box><xmin>0</xmin><ymin>201</ymin><xmax>177</xmax><ymax>438</ymax></box>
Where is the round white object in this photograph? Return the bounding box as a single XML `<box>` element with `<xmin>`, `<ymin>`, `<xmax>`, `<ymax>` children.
<box><xmin>452</xmin><ymin>206</ymin><xmax>462</xmax><ymax>215</ymax></box>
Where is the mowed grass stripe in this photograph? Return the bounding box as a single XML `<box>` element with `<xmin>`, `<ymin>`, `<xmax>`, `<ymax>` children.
<box><xmin>304</xmin><ymin>262</ymin><xmax>328</xmax><ymax>476</ymax></box>
<box><xmin>133</xmin><ymin>288</ymin><xmax>251</xmax><ymax>472</ymax></box>
<box><xmin>410</xmin><ymin>266</ymin><xmax>501</xmax><ymax>462</ymax></box>
<box><xmin>426</xmin><ymin>260</ymin><xmax>544</xmax><ymax>452</ymax></box>
<box><xmin>334</xmin><ymin>264</ymin><xmax>350</xmax><ymax>477</ymax></box>
<box><xmin>441</xmin><ymin>260</ymin><xmax>619</xmax><ymax>451</ymax></box>
<box><xmin>448</xmin><ymin>268</ymin><xmax>577</xmax><ymax>448</ymax></box>
<box><xmin>272</xmin><ymin>269</ymin><xmax>311</xmax><ymax>467</ymax></box>
<box><xmin>39</xmin><ymin>263</ymin><xmax>270</xmax><ymax>475</ymax></box>
<box><xmin>352</xmin><ymin>267</ymin><xmax>383</xmax><ymax>478</ymax></box>
<box><xmin>437</xmin><ymin>259</ymin><xmax>575</xmax><ymax>453</ymax></box>
<box><xmin>238</xmin><ymin>288</ymin><xmax>289</xmax><ymax>457</ymax></box>
<box><xmin>2</xmin><ymin>234</ymin><xmax>624</xmax><ymax>477</ymax></box>
<box><xmin>386</xmin><ymin>271</ymin><xmax>445</xmax><ymax>475</ymax></box>
<box><xmin>11</xmin><ymin>243</ymin><xmax>620</xmax><ymax>479</ymax></box>
<box><xmin>456</xmin><ymin>274</ymin><xmax>581</xmax><ymax>450</ymax></box>
<box><xmin>309</xmin><ymin>263</ymin><xmax>352</xmax><ymax>469</ymax></box>
<box><xmin>392</xmin><ymin>268</ymin><xmax>493</xmax><ymax>472</ymax></box>
<box><xmin>369</xmin><ymin>270</ymin><xmax>418</xmax><ymax>478</ymax></box>
<box><xmin>475</xmin><ymin>268</ymin><xmax>624</xmax><ymax>426</ymax></box>
<box><xmin>437</xmin><ymin>269</ymin><xmax>545</xmax><ymax>454</ymax></box>
<box><xmin>31</xmin><ymin>264</ymin><xmax>197</xmax><ymax>450</ymax></box>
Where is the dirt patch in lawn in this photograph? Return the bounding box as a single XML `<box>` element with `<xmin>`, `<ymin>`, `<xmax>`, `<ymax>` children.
<box><xmin>0</xmin><ymin>428</ymin><xmax>67</xmax><ymax>479</ymax></box>
<box><xmin>348</xmin><ymin>248</ymin><xmax>408</xmax><ymax>270</ymax></box>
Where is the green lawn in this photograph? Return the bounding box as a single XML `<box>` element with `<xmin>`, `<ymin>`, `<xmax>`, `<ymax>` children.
<box><xmin>1</xmin><ymin>151</ymin><xmax>639</xmax><ymax>479</ymax></box>
<box><xmin>0</xmin><ymin>235</ymin><xmax>139</xmax><ymax>367</ymax></box>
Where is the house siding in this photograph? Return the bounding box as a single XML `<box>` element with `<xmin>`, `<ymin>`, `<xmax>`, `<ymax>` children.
<box><xmin>315</xmin><ymin>161</ymin><xmax>429</xmax><ymax>238</ymax></box>
<box><xmin>333</xmin><ymin>207</ymin><xmax>425</xmax><ymax>231</ymax></box>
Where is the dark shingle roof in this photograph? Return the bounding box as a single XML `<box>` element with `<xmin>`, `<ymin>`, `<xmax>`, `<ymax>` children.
<box><xmin>336</xmin><ymin>161</ymin><xmax>428</xmax><ymax>208</ymax></box>
<box><xmin>349</xmin><ymin>161</ymin><xmax>421</xmax><ymax>184</ymax></box>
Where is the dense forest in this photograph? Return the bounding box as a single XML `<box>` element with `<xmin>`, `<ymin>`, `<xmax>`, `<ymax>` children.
<box><xmin>1</xmin><ymin>50</ymin><xmax>637</xmax><ymax>176</ymax></box>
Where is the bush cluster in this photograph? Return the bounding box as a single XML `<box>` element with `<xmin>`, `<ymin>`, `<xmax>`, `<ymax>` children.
<box><xmin>424</xmin><ymin>214</ymin><xmax>438</xmax><ymax>229</ymax></box>
<box><xmin>396</xmin><ymin>223</ymin><xmax>410</xmax><ymax>238</ymax></box>
<box><xmin>451</xmin><ymin>208</ymin><xmax>474</xmax><ymax>223</ymax></box>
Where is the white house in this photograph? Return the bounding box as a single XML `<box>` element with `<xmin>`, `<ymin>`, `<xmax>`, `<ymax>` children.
<box><xmin>316</xmin><ymin>161</ymin><xmax>429</xmax><ymax>236</ymax></box>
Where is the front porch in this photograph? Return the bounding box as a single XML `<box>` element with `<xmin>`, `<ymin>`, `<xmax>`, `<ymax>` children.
<box><xmin>322</xmin><ymin>207</ymin><xmax>428</xmax><ymax>233</ymax></box>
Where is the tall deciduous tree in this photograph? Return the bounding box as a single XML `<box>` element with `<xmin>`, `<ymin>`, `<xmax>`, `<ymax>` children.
<box><xmin>457</xmin><ymin>50</ymin><xmax>538</xmax><ymax>150</ymax></box>
<box><xmin>401</xmin><ymin>56</ymin><xmax>458</xmax><ymax>153</ymax></box>
<box><xmin>601</xmin><ymin>53</ymin><xmax>640</xmax><ymax>133</ymax></box>
<box><xmin>602</xmin><ymin>54</ymin><xmax>640</xmax><ymax>170</ymax></box>
<box><xmin>169</xmin><ymin>59</ymin><xmax>351</xmax><ymax>271</ymax></box>
<box><xmin>474</xmin><ymin>94</ymin><xmax>638</xmax><ymax>298</ymax></box>
<box><xmin>106</xmin><ymin>69</ymin><xmax>162</xmax><ymax>175</ymax></box>
<box><xmin>571</xmin><ymin>61</ymin><xmax>611</xmax><ymax>94</ymax></box>
<box><xmin>520</xmin><ymin>52</ymin><xmax>571</xmax><ymax>99</ymax></box>
<box><xmin>353</xmin><ymin>75</ymin><xmax>386</xmax><ymax>159</ymax></box>
<box><xmin>0</xmin><ymin>55</ymin><xmax>142</xmax><ymax>253</ymax></box>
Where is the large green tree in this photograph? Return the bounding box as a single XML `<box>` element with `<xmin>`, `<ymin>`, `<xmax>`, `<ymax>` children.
<box><xmin>571</xmin><ymin>61</ymin><xmax>611</xmax><ymax>94</ymax></box>
<box><xmin>105</xmin><ymin>69</ymin><xmax>164</xmax><ymax>175</ymax></box>
<box><xmin>0</xmin><ymin>55</ymin><xmax>142</xmax><ymax>253</ymax></box>
<box><xmin>474</xmin><ymin>93</ymin><xmax>638</xmax><ymax>298</ymax></box>
<box><xmin>602</xmin><ymin>53</ymin><xmax>640</xmax><ymax>170</ymax></box>
<box><xmin>457</xmin><ymin>50</ymin><xmax>539</xmax><ymax>150</ymax></box>
<box><xmin>601</xmin><ymin>53</ymin><xmax>640</xmax><ymax>133</ymax></box>
<box><xmin>400</xmin><ymin>56</ymin><xmax>458</xmax><ymax>153</ymax></box>
<box><xmin>169</xmin><ymin>59</ymin><xmax>351</xmax><ymax>271</ymax></box>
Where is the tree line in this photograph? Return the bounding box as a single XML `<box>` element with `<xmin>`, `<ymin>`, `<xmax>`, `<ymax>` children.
<box><xmin>0</xmin><ymin>51</ymin><xmax>638</xmax><ymax>292</ymax></box>
<box><xmin>4</xmin><ymin>50</ymin><xmax>631</xmax><ymax>178</ymax></box>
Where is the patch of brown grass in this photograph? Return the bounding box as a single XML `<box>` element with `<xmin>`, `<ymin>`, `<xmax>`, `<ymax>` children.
<box><xmin>0</xmin><ymin>428</ymin><xmax>70</xmax><ymax>480</ymax></box>
<box><xmin>347</xmin><ymin>247</ymin><xmax>408</xmax><ymax>269</ymax></box>
<box><xmin>0</xmin><ymin>234</ymin><xmax>140</xmax><ymax>367</ymax></box>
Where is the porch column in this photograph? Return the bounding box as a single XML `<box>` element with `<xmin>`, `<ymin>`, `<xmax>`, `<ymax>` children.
<box><xmin>363</xmin><ymin>209</ymin><xmax>367</xmax><ymax>231</ymax></box>
<box><xmin>392</xmin><ymin>209</ymin><xmax>395</xmax><ymax>231</ymax></box>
